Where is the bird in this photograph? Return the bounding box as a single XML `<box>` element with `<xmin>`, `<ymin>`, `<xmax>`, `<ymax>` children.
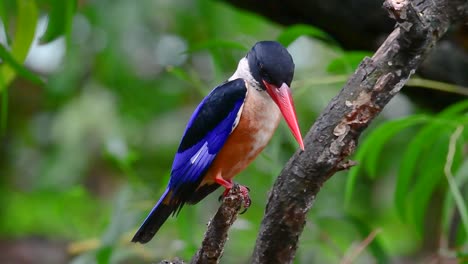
<box><xmin>132</xmin><ymin>41</ymin><xmax>304</xmax><ymax>244</ymax></box>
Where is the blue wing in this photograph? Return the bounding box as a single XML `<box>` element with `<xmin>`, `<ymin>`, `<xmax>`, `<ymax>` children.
<box><xmin>168</xmin><ymin>78</ymin><xmax>247</xmax><ymax>203</ymax></box>
<box><xmin>131</xmin><ymin>78</ymin><xmax>247</xmax><ymax>243</ymax></box>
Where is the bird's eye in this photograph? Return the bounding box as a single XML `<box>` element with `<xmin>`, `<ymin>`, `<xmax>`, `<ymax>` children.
<box><xmin>257</xmin><ymin>62</ymin><xmax>272</xmax><ymax>82</ymax></box>
<box><xmin>260</xmin><ymin>69</ymin><xmax>271</xmax><ymax>81</ymax></box>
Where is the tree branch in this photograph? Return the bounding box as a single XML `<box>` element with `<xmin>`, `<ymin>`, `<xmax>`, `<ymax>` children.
<box><xmin>251</xmin><ymin>0</ymin><xmax>468</xmax><ymax>263</ymax></box>
<box><xmin>190</xmin><ymin>184</ymin><xmax>245</xmax><ymax>264</ymax></box>
<box><xmin>158</xmin><ymin>185</ymin><xmax>245</xmax><ymax>264</ymax></box>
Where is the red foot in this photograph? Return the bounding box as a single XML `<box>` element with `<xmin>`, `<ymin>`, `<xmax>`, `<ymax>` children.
<box><xmin>215</xmin><ymin>176</ymin><xmax>251</xmax><ymax>212</ymax></box>
<box><xmin>238</xmin><ymin>185</ymin><xmax>251</xmax><ymax>211</ymax></box>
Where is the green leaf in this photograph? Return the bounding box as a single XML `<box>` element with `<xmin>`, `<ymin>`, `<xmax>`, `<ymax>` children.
<box><xmin>442</xmin><ymin>133</ymin><xmax>468</xmax><ymax>246</ymax></box>
<box><xmin>8</xmin><ymin>0</ymin><xmax>37</xmax><ymax>62</ymax></box>
<box><xmin>0</xmin><ymin>0</ymin><xmax>38</xmax><ymax>92</ymax></box>
<box><xmin>344</xmin><ymin>115</ymin><xmax>428</xmax><ymax>207</ymax></box>
<box><xmin>364</xmin><ymin>115</ymin><xmax>429</xmax><ymax>178</ymax></box>
<box><xmin>406</xmin><ymin>132</ymin><xmax>449</xmax><ymax>235</ymax></box>
<box><xmin>0</xmin><ymin>0</ymin><xmax>16</xmax><ymax>41</ymax></box>
<box><xmin>394</xmin><ymin>102</ymin><xmax>468</xmax><ymax>220</ymax></box>
<box><xmin>0</xmin><ymin>0</ymin><xmax>38</xmax><ymax>132</ymax></box>
<box><xmin>96</xmin><ymin>246</ymin><xmax>113</xmax><ymax>264</ymax></box>
<box><xmin>40</xmin><ymin>0</ymin><xmax>77</xmax><ymax>44</ymax></box>
<box><xmin>395</xmin><ymin>120</ymin><xmax>450</xmax><ymax>220</ymax></box>
<box><xmin>327</xmin><ymin>51</ymin><xmax>372</xmax><ymax>75</ymax></box>
<box><xmin>444</xmin><ymin>159</ymin><xmax>468</xmax><ymax>226</ymax></box>
<box><xmin>438</xmin><ymin>100</ymin><xmax>468</xmax><ymax>117</ymax></box>
<box><xmin>0</xmin><ymin>44</ymin><xmax>44</xmax><ymax>85</ymax></box>
<box><xmin>277</xmin><ymin>24</ymin><xmax>333</xmax><ymax>47</ymax></box>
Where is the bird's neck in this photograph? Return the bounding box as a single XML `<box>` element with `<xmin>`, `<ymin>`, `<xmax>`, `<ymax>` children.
<box><xmin>229</xmin><ymin>58</ymin><xmax>261</xmax><ymax>90</ymax></box>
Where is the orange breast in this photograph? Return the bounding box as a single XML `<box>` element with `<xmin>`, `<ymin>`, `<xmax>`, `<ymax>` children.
<box><xmin>200</xmin><ymin>89</ymin><xmax>281</xmax><ymax>185</ymax></box>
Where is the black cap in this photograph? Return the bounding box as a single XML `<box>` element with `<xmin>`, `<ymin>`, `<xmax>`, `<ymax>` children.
<box><xmin>246</xmin><ymin>41</ymin><xmax>295</xmax><ymax>89</ymax></box>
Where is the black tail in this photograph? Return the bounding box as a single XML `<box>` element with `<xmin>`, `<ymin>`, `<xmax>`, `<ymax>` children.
<box><xmin>132</xmin><ymin>188</ymin><xmax>175</xmax><ymax>243</ymax></box>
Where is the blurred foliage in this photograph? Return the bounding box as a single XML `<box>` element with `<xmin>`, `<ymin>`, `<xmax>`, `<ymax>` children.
<box><xmin>0</xmin><ymin>0</ymin><xmax>467</xmax><ymax>263</ymax></box>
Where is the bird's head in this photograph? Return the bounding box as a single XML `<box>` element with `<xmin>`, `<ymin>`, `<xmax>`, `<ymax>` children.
<box><xmin>246</xmin><ymin>41</ymin><xmax>304</xmax><ymax>150</ymax></box>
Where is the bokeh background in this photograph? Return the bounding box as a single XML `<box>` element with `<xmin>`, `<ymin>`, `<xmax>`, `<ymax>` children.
<box><xmin>1</xmin><ymin>0</ymin><xmax>467</xmax><ymax>263</ymax></box>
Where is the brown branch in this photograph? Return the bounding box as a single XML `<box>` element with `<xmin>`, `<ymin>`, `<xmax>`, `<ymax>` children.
<box><xmin>158</xmin><ymin>185</ymin><xmax>245</xmax><ymax>264</ymax></box>
<box><xmin>190</xmin><ymin>184</ymin><xmax>245</xmax><ymax>264</ymax></box>
<box><xmin>251</xmin><ymin>0</ymin><xmax>468</xmax><ymax>263</ymax></box>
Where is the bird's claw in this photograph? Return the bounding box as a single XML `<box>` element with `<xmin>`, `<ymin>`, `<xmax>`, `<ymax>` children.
<box><xmin>218</xmin><ymin>183</ymin><xmax>251</xmax><ymax>213</ymax></box>
<box><xmin>238</xmin><ymin>185</ymin><xmax>251</xmax><ymax>213</ymax></box>
<box><xmin>218</xmin><ymin>187</ymin><xmax>231</xmax><ymax>202</ymax></box>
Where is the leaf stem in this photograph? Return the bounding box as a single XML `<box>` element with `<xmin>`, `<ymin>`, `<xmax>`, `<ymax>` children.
<box><xmin>293</xmin><ymin>75</ymin><xmax>468</xmax><ymax>97</ymax></box>
<box><xmin>407</xmin><ymin>78</ymin><xmax>468</xmax><ymax>97</ymax></box>
<box><xmin>341</xmin><ymin>228</ymin><xmax>382</xmax><ymax>264</ymax></box>
<box><xmin>444</xmin><ymin>126</ymin><xmax>468</xmax><ymax>235</ymax></box>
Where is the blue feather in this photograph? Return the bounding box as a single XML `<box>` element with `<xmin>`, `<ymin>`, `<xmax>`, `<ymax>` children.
<box><xmin>132</xmin><ymin>78</ymin><xmax>247</xmax><ymax>243</ymax></box>
<box><xmin>169</xmin><ymin>78</ymin><xmax>247</xmax><ymax>190</ymax></box>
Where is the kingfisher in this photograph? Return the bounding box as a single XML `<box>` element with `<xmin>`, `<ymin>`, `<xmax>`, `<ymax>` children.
<box><xmin>132</xmin><ymin>41</ymin><xmax>304</xmax><ymax>244</ymax></box>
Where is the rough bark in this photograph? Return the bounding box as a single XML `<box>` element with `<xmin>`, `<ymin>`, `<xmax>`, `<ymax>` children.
<box><xmin>158</xmin><ymin>185</ymin><xmax>245</xmax><ymax>264</ymax></box>
<box><xmin>251</xmin><ymin>0</ymin><xmax>468</xmax><ymax>263</ymax></box>
<box><xmin>190</xmin><ymin>184</ymin><xmax>245</xmax><ymax>264</ymax></box>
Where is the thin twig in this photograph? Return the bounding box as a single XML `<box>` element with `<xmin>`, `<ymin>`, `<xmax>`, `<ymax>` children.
<box><xmin>407</xmin><ymin>78</ymin><xmax>468</xmax><ymax>97</ymax></box>
<box><xmin>340</xmin><ymin>229</ymin><xmax>382</xmax><ymax>264</ymax></box>
<box><xmin>293</xmin><ymin>75</ymin><xmax>468</xmax><ymax>97</ymax></box>
<box><xmin>444</xmin><ymin>126</ymin><xmax>468</xmax><ymax>235</ymax></box>
<box><xmin>293</xmin><ymin>74</ymin><xmax>348</xmax><ymax>89</ymax></box>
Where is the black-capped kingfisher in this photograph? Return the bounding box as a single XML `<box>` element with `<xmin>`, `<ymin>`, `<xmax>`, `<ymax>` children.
<box><xmin>132</xmin><ymin>41</ymin><xmax>304</xmax><ymax>243</ymax></box>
